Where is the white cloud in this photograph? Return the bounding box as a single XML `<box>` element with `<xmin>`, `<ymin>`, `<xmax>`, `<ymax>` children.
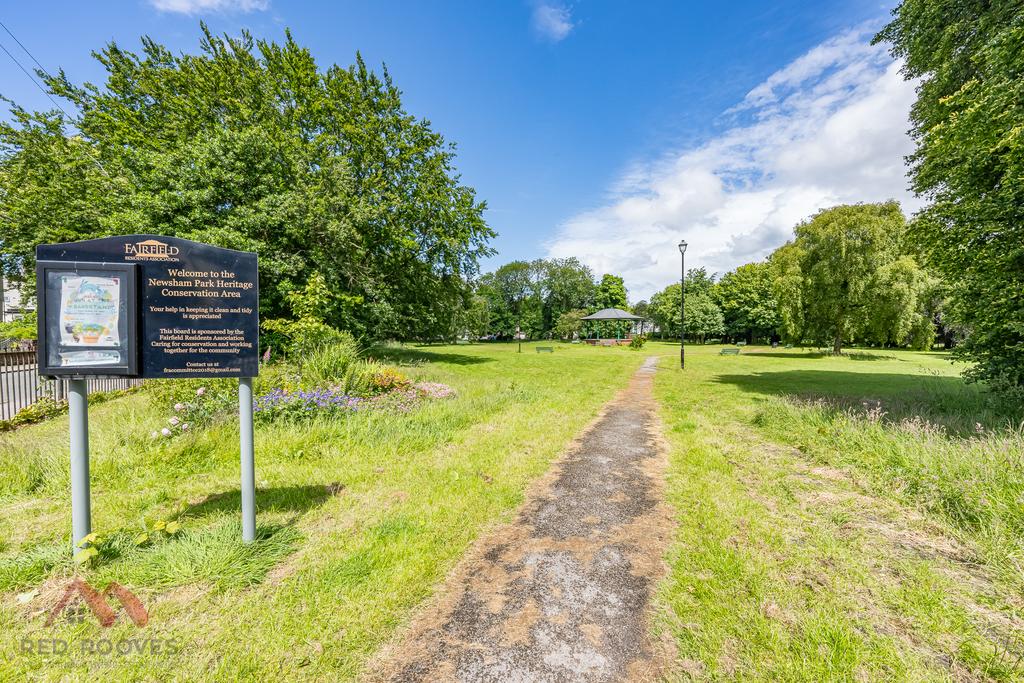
<box><xmin>149</xmin><ymin>0</ymin><xmax>268</xmax><ymax>15</ymax></box>
<box><xmin>531</xmin><ymin>3</ymin><xmax>575</xmax><ymax>42</ymax></box>
<box><xmin>545</xmin><ymin>26</ymin><xmax>920</xmax><ymax>301</ymax></box>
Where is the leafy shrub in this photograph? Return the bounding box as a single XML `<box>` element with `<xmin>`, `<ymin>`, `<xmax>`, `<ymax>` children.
<box><xmin>0</xmin><ymin>311</ymin><xmax>37</xmax><ymax>341</ymax></box>
<box><xmin>0</xmin><ymin>398</ymin><xmax>67</xmax><ymax>432</ymax></box>
<box><xmin>629</xmin><ymin>334</ymin><xmax>648</xmax><ymax>349</ymax></box>
<box><xmin>261</xmin><ymin>273</ymin><xmax>360</xmax><ymax>358</ymax></box>
<box><xmin>299</xmin><ymin>335</ymin><xmax>364</xmax><ymax>391</ymax></box>
<box><xmin>365</xmin><ymin>366</ymin><xmax>412</xmax><ymax>395</ymax></box>
<box><xmin>263</xmin><ymin>318</ymin><xmax>352</xmax><ymax>359</ymax></box>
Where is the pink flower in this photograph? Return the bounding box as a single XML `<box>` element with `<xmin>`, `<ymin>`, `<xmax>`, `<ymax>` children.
<box><xmin>181</xmin><ymin>423</ymin><xmax>190</xmax><ymax>431</ymax></box>
<box><xmin>161</xmin><ymin>428</ymin><xmax>172</xmax><ymax>437</ymax></box>
<box><xmin>196</xmin><ymin>387</ymin><xmax>206</xmax><ymax>397</ymax></box>
<box><xmin>150</xmin><ymin>431</ymin><xmax>159</xmax><ymax>439</ymax></box>
<box><xmin>174</xmin><ymin>403</ymin><xmax>185</xmax><ymax>412</ymax></box>
<box><xmin>169</xmin><ymin>417</ymin><xmax>180</xmax><ymax>426</ymax></box>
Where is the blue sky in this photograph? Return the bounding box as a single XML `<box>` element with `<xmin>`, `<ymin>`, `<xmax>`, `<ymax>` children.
<box><xmin>0</xmin><ymin>1</ymin><xmax>912</xmax><ymax>299</ymax></box>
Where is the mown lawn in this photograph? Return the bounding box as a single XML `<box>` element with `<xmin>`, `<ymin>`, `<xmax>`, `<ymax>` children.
<box><xmin>0</xmin><ymin>342</ymin><xmax>645</xmax><ymax>681</ymax></box>
<box><xmin>650</xmin><ymin>342</ymin><xmax>1024</xmax><ymax>681</ymax></box>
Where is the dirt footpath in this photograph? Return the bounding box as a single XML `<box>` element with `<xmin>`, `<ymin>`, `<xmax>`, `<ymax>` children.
<box><xmin>370</xmin><ymin>357</ymin><xmax>674</xmax><ymax>682</ymax></box>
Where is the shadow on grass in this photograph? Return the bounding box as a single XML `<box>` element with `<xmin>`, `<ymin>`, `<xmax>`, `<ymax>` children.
<box><xmin>741</xmin><ymin>351</ymin><xmax>899</xmax><ymax>361</ymax></box>
<box><xmin>713</xmin><ymin>369</ymin><xmax>1016</xmax><ymax>435</ymax></box>
<box><xmin>372</xmin><ymin>346</ymin><xmax>494</xmax><ymax>366</ymax></box>
<box><xmin>741</xmin><ymin>351</ymin><xmax>829</xmax><ymax>360</ymax></box>
<box><xmin>186</xmin><ymin>483</ymin><xmax>340</xmax><ymax>519</ymax></box>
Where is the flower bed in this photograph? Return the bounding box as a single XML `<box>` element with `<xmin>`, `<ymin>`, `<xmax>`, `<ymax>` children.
<box><xmin>254</xmin><ymin>387</ymin><xmax>365</xmax><ymax>422</ymax></box>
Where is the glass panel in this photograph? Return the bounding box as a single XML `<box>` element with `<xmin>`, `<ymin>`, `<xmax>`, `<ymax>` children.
<box><xmin>45</xmin><ymin>270</ymin><xmax>129</xmax><ymax>369</ymax></box>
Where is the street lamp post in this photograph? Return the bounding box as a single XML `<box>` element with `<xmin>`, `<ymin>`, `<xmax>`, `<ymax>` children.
<box><xmin>678</xmin><ymin>240</ymin><xmax>687</xmax><ymax>369</ymax></box>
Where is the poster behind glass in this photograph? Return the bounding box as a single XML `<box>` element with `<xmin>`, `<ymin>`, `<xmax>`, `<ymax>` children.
<box><xmin>45</xmin><ymin>269</ymin><xmax>131</xmax><ymax>371</ymax></box>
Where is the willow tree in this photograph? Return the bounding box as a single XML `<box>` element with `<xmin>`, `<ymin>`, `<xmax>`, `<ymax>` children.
<box><xmin>779</xmin><ymin>202</ymin><xmax>933</xmax><ymax>354</ymax></box>
<box><xmin>0</xmin><ymin>26</ymin><xmax>493</xmax><ymax>340</ymax></box>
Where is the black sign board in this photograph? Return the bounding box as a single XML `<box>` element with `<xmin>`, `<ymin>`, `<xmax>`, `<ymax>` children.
<box><xmin>37</xmin><ymin>235</ymin><xmax>258</xmax><ymax>379</ymax></box>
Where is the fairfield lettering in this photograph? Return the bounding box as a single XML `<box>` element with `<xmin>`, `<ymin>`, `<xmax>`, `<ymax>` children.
<box><xmin>124</xmin><ymin>240</ymin><xmax>181</xmax><ymax>259</ymax></box>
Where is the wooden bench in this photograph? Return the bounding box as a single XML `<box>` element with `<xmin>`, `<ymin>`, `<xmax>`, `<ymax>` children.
<box><xmin>536</xmin><ymin>346</ymin><xmax>554</xmax><ymax>353</ymax></box>
<box><xmin>720</xmin><ymin>347</ymin><xmax>741</xmax><ymax>356</ymax></box>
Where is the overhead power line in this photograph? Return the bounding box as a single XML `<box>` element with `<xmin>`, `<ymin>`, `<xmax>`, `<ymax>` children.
<box><xmin>0</xmin><ymin>19</ymin><xmax>48</xmax><ymax>74</ymax></box>
<box><xmin>0</xmin><ymin>20</ymin><xmax>74</xmax><ymax>121</ymax></box>
<box><xmin>0</xmin><ymin>19</ymin><xmax>110</xmax><ymax>178</ymax></box>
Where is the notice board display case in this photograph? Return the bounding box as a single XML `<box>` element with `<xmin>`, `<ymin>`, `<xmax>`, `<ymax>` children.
<box><xmin>36</xmin><ymin>261</ymin><xmax>139</xmax><ymax>377</ymax></box>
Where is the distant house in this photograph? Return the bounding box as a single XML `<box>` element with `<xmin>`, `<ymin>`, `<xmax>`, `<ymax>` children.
<box><xmin>2</xmin><ymin>279</ymin><xmax>34</xmax><ymax>322</ymax></box>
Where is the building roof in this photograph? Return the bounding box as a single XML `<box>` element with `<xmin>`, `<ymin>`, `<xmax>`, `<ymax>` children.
<box><xmin>579</xmin><ymin>307</ymin><xmax>644</xmax><ymax>321</ymax></box>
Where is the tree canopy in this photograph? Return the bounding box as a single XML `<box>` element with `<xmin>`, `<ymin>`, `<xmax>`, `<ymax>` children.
<box><xmin>715</xmin><ymin>262</ymin><xmax>779</xmax><ymax>343</ymax></box>
<box><xmin>779</xmin><ymin>202</ymin><xmax>932</xmax><ymax>354</ymax></box>
<box><xmin>474</xmin><ymin>257</ymin><xmax>596</xmax><ymax>339</ymax></box>
<box><xmin>595</xmin><ymin>274</ymin><xmax>628</xmax><ymax>310</ymax></box>
<box><xmin>0</xmin><ymin>26</ymin><xmax>493</xmax><ymax>341</ymax></box>
<box><xmin>648</xmin><ymin>269</ymin><xmax>726</xmax><ymax>342</ymax></box>
<box><xmin>877</xmin><ymin>1</ymin><xmax>1024</xmax><ymax>387</ymax></box>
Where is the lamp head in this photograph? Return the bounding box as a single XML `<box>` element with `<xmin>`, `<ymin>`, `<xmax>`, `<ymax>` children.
<box><xmin>678</xmin><ymin>240</ymin><xmax>688</xmax><ymax>255</ymax></box>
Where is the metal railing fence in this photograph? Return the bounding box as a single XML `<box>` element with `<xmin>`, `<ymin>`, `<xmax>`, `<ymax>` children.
<box><xmin>0</xmin><ymin>350</ymin><xmax>144</xmax><ymax>422</ymax></box>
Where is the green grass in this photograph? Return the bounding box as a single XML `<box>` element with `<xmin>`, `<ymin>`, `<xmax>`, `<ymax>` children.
<box><xmin>7</xmin><ymin>339</ymin><xmax>1024</xmax><ymax>680</ymax></box>
<box><xmin>650</xmin><ymin>342</ymin><xmax>1024</xmax><ymax>681</ymax></box>
<box><xmin>0</xmin><ymin>341</ymin><xmax>645</xmax><ymax>681</ymax></box>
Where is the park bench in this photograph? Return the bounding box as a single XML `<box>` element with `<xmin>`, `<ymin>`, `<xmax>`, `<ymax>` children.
<box><xmin>720</xmin><ymin>347</ymin><xmax>741</xmax><ymax>356</ymax></box>
<box><xmin>536</xmin><ymin>346</ymin><xmax>554</xmax><ymax>353</ymax></box>
<box><xmin>736</xmin><ymin>341</ymin><xmax>747</xmax><ymax>347</ymax></box>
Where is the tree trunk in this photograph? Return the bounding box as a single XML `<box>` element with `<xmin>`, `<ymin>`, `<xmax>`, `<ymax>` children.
<box><xmin>832</xmin><ymin>334</ymin><xmax>842</xmax><ymax>355</ymax></box>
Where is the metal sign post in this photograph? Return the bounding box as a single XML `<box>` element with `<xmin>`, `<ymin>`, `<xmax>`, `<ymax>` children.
<box><xmin>36</xmin><ymin>235</ymin><xmax>260</xmax><ymax>550</ymax></box>
<box><xmin>239</xmin><ymin>377</ymin><xmax>256</xmax><ymax>543</ymax></box>
<box><xmin>68</xmin><ymin>379</ymin><xmax>91</xmax><ymax>550</ymax></box>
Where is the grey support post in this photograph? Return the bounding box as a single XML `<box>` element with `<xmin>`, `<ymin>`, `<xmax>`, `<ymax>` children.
<box><xmin>239</xmin><ymin>377</ymin><xmax>256</xmax><ymax>543</ymax></box>
<box><xmin>68</xmin><ymin>379</ymin><xmax>91</xmax><ymax>551</ymax></box>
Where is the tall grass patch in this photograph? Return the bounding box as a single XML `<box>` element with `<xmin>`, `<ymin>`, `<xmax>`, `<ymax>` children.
<box><xmin>755</xmin><ymin>396</ymin><xmax>1024</xmax><ymax>583</ymax></box>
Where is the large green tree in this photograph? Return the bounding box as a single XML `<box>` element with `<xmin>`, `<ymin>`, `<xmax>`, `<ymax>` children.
<box><xmin>715</xmin><ymin>262</ymin><xmax>780</xmax><ymax>344</ymax></box>
<box><xmin>540</xmin><ymin>258</ymin><xmax>596</xmax><ymax>332</ymax></box>
<box><xmin>0</xmin><ymin>27</ymin><xmax>493</xmax><ymax>340</ymax></box>
<box><xmin>769</xmin><ymin>242</ymin><xmax>806</xmax><ymax>344</ymax></box>
<box><xmin>474</xmin><ymin>257</ymin><xmax>596</xmax><ymax>339</ymax></box>
<box><xmin>778</xmin><ymin>202</ymin><xmax>932</xmax><ymax>354</ymax></box>
<box><xmin>877</xmin><ymin>2</ymin><xmax>1024</xmax><ymax>386</ymax></box>
<box><xmin>648</xmin><ymin>285</ymin><xmax>678</xmax><ymax>339</ymax></box>
<box><xmin>685</xmin><ymin>292</ymin><xmax>726</xmax><ymax>344</ymax></box>
<box><xmin>594</xmin><ymin>274</ymin><xmax>628</xmax><ymax>310</ymax></box>
<box><xmin>649</xmin><ymin>281</ymin><xmax>724</xmax><ymax>343</ymax></box>
<box><xmin>476</xmin><ymin>261</ymin><xmax>539</xmax><ymax>338</ymax></box>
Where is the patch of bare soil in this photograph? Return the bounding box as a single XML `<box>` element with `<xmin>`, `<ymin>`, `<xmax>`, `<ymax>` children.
<box><xmin>367</xmin><ymin>357</ymin><xmax>674</xmax><ymax>682</ymax></box>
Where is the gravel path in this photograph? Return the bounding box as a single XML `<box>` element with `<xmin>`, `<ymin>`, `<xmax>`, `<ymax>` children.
<box><xmin>371</xmin><ymin>357</ymin><xmax>673</xmax><ymax>682</ymax></box>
